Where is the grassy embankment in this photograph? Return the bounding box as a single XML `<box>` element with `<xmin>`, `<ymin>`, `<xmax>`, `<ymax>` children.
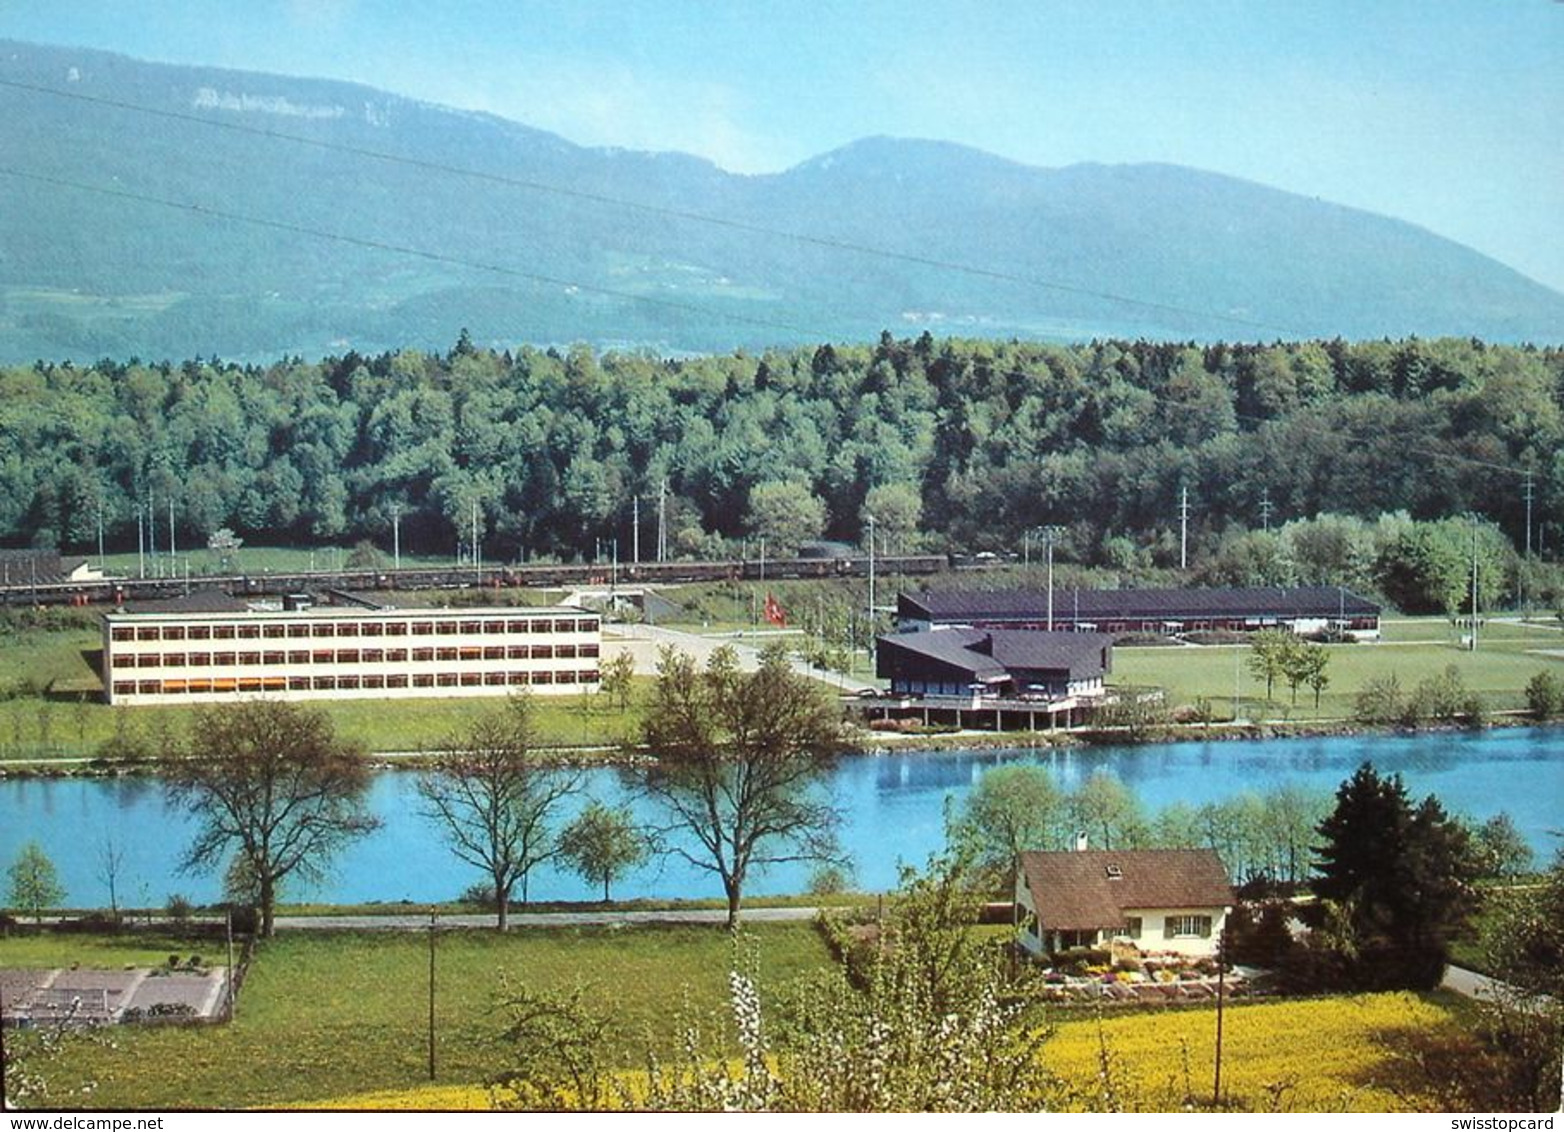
<box><xmin>1</xmin><ymin>924</ymin><xmax>831</xmax><ymax>1110</ymax></box>
<box><xmin>2</xmin><ymin>925</ymin><xmax>1471</xmax><ymax>1112</ymax></box>
<box><xmin>1110</xmin><ymin>615</ymin><xmax>1562</xmax><ymax>721</ymax></box>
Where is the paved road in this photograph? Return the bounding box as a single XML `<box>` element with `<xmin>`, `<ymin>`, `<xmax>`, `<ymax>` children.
<box><xmin>1442</xmin><ymin>964</ymin><xmax>1509</xmax><ymax>1001</ymax></box>
<box><xmin>271</xmin><ymin>905</ymin><xmax>823</xmax><ymax>930</ymax></box>
<box><xmin>609</xmin><ymin>623</ymin><xmax>879</xmax><ymax>693</ymax></box>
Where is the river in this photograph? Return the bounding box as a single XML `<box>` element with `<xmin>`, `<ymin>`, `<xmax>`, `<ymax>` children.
<box><xmin>2</xmin><ymin>727</ymin><xmax>1558</xmax><ymax>907</ymax></box>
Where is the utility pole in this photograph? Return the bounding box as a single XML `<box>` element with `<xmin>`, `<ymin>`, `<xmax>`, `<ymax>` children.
<box><xmin>391</xmin><ymin>504</ymin><xmax>402</xmax><ymax>571</ymax></box>
<box><xmin>1</xmin><ymin>980</ymin><xmax>9</xmax><ymax>1109</ymax></box>
<box><xmin>1259</xmin><ymin>488</ymin><xmax>1273</xmax><ymax>535</ymax></box>
<box><xmin>866</xmin><ymin>514</ymin><xmax>877</xmax><ymax>665</ymax></box>
<box><xmin>137</xmin><ymin>506</ymin><xmax>145</xmax><ymax>579</ymax></box>
<box><xmin>1179</xmin><ymin>485</ymin><xmax>1190</xmax><ymax>571</ymax></box>
<box><xmin>168</xmin><ymin>496</ymin><xmax>176</xmax><ymax>560</ymax></box>
<box><xmin>632</xmin><ymin>494</ymin><xmax>641</xmax><ymax>565</ymax></box>
<box><xmin>225</xmin><ymin>908</ymin><xmax>236</xmax><ymax>1020</ymax></box>
<box><xmin>657</xmin><ymin>479</ymin><xmax>668</xmax><ymax>563</ymax></box>
<box><xmin>1469</xmin><ymin>516</ymin><xmax>1480</xmax><ymax>652</ymax></box>
<box><xmin>470</xmin><ymin>498</ymin><xmax>480</xmax><ymax>574</ymax></box>
<box><xmin>759</xmin><ymin>538</ymin><xmax>766</xmax><ymax>583</ymax></box>
<box><xmin>1520</xmin><ymin>469</ymin><xmax>1532</xmax><ymax>556</ymax></box>
<box><xmin>1039</xmin><ymin>526</ymin><xmax>1062</xmax><ymax>630</ymax></box>
<box><xmin>427</xmin><ymin>909</ymin><xmax>438</xmax><ymax>1081</ymax></box>
<box><xmin>96</xmin><ymin>496</ymin><xmax>105</xmax><ymax>569</ymax></box>
<box><xmin>1213</xmin><ymin>932</ymin><xmax>1227</xmax><ymax>1107</ymax></box>
<box><xmin>147</xmin><ymin>492</ymin><xmax>156</xmax><ymax>575</ymax></box>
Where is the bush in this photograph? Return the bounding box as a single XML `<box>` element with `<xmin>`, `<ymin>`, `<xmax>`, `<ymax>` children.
<box><xmin>458</xmin><ymin>882</ymin><xmax>500</xmax><ymax>910</ymax></box>
<box><xmin>166</xmin><ymin>894</ymin><xmax>194</xmax><ymax>922</ymax></box>
<box><xmin>227</xmin><ymin>903</ymin><xmax>259</xmax><ymax>936</ymax></box>
<box><xmin>1049</xmin><ymin>947</ymin><xmax>1111</xmax><ymax>974</ymax></box>
<box><xmin>1525</xmin><ymin>671</ymin><xmax>1563</xmax><ymax>720</ymax></box>
<box><xmin>1354</xmin><ymin>673</ymin><xmax>1405</xmax><ymax>725</ymax></box>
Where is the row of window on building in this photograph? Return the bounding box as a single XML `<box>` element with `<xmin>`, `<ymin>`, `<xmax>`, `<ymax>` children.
<box><xmin>110</xmin><ymin>668</ymin><xmax>601</xmax><ymax>697</ymax></box>
<box><xmin>108</xmin><ymin>617</ymin><xmax>597</xmax><ymax>644</ymax></box>
<box><xmin>109</xmin><ymin>643</ymin><xmax>600</xmax><ymax>669</ymax></box>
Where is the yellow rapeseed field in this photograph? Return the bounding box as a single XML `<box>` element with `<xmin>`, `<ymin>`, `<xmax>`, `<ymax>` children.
<box><xmin>302</xmin><ymin>992</ymin><xmax>1460</xmax><ymax>1112</ymax></box>
<box><xmin>1044</xmin><ymin>991</ymin><xmax>1459</xmax><ymax>1112</ymax></box>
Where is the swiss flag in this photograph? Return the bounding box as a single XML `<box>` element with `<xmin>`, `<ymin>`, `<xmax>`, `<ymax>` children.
<box><xmin>764</xmin><ymin>593</ymin><xmax>787</xmax><ymax>627</ymax></box>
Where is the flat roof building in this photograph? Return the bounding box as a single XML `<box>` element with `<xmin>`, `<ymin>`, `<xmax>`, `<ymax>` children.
<box><xmin>101</xmin><ymin>597</ymin><xmax>600</xmax><ymax>705</ymax></box>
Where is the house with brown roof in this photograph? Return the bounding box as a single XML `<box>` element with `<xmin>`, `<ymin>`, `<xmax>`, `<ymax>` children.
<box><xmin>1015</xmin><ymin>847</ymin><xmax>1234</xmax><ymax>959</ymax></box>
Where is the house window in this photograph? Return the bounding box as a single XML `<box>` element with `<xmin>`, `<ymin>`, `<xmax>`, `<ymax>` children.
<box><xmin>1124</xmin><ymin>917</ymin><xmax>1142</xmax><ymax>940</ymax></box>
<box><xmin>1166</xmin><ymin>915</ymin><xmax>1212</xmax><ymax>939</ymax></box>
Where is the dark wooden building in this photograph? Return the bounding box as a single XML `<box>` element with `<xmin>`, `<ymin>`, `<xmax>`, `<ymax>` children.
<box><xmin>897</xmin><ymin>585</ymin><xmax>1380</xmax><ymax>639</ymax></box>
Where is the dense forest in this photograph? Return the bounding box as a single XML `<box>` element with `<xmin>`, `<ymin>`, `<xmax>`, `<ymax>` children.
<box><xmin>2</xmin><ymin>333</ymin><xmax>1561</xmax><ymax>610</ymax></box>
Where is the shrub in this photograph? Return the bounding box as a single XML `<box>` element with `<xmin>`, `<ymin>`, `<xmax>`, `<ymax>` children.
<box><xmin>227</xmin><ymin>903</ymin><xmax>259</xmax><ymax>936</ymax></box>
<box><xmin>1524</xmin><ymin>671</ymin><xmax>1563</xmax><ymax>720</ymax></box>
<box><xmin>458</xmin><ymin>882</ymin><xmax>499</xmax><ymax>910</ymax></box>
<box><xmin>1353</xmin><ymin>673</ymin><xmax>1405</xmax><ymax>725</ymax></box>
<box><xmin>166</xmin><ymin>894</ymin><xmax>194</xmax><ymax>922</ymax></box>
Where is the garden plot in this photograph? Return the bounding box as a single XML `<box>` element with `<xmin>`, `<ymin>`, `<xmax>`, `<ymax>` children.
<box><xmin>0</xmin><ymin>963</ymin><xmax>229</xmax><ymax>1025</ymax></box>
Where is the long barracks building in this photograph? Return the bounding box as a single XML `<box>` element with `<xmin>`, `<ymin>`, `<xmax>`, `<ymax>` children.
<box><xmin>102</xmin><ymin>595</ymin><xmax>601</xmax><ymax>706</ymax></box>
<box><xmin>896</xmin><ymin>585</ymin><xmax>1381</xmax><ymax>639</ymax></box>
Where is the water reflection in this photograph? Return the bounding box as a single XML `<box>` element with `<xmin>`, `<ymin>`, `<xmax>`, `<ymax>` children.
<box><xmin>2</xmin><ymin>727</ymin><xmax>1559</xmax><ymax>907</ymax></box>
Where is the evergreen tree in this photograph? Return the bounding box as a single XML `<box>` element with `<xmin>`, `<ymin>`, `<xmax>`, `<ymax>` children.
<box><xmin>1312</xmin><ymin>762</ymin><xmax>1477</xmax><ymax>988</ymax></box>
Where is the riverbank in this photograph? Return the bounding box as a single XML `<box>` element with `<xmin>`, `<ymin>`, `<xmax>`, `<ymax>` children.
<box><xmin>0</xmin><ymin>708</ymin><xmax>1552</xmax><ymax>780</ymax></box>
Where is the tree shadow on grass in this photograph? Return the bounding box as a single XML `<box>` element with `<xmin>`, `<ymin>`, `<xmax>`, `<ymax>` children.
<box><xmin>1353</xmin><ymin>1019</ymin><xmax>1510</xmax><ymax>1111</ymax></box>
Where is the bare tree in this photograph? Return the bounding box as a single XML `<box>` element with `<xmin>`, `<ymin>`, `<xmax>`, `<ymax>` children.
<box><xmin>96</xmin><ymin>835</ymin><xmax>127</xmax><ymax>920</ymax></box>
<box><xmin>631</xmin><ymin>644</ymin><xmax>846</xmax><ymax>927</ymax></box>
<box><xmin>418</xmin><ymin>696</ymin><xmax>580</xmax><ymax>930</ymax></box>
<box><xmin>164</xmin><ymin>701</ymin><xmax>381</xmax><ymax>937</ymax></box>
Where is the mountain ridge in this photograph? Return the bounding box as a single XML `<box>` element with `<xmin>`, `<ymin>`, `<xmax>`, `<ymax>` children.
<box><xmin>1</xmin><ymin>38</ymin><xmax>1560</xmax><ymax>361</ymax></box>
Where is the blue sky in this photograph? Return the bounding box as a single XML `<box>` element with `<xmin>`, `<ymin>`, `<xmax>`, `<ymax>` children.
<box><xmin>2</xmin><ymin>0</ymin><xmax>1560</xmax><ymax>291</ymax></box>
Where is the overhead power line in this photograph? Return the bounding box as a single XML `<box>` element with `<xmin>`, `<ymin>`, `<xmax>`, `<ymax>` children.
<box><xmin>0</xmin><ymin>166</ymin><xmax>816</xmax><ymax>339</ymax></box>
<box><xmin>0</xmin><ymin>85</ymin><xmax>1538</xmax><ymax>488</ymax></box>
<box><xmin>0</xmin><ymin>75</ymin><xmax>1304</xmax><ymax>337</ymax></box>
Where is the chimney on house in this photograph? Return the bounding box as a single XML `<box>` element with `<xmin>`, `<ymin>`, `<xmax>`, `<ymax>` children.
<box><xmin>1074</xmin><ymin>830</ymin><xmax>1088</xmax><ymax>852</ymax></box>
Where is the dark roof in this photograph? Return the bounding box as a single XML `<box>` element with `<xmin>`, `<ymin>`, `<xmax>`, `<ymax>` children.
<box><xmin>0</xmin><ymin>548</ymin><xmax>66</xmax><ymax>584</ymax></box>
<box><xmin>114</xmin><ymin>589</ymin><xmax>251</xmax><ymax>616</ymax></box>
<box><xmin>900</xmin><ymin>585</ymin><xmax>1379</xmax><ymax>623</ymax></box>
<box><xmin>1018</xmin><ymin>849</ymin><xmax>1233</xmax><ymax>931</ymax></box>
<box><xmin>877</xmin><ymin>628</ymin><xmax>1111</xmax><ymax>682</ymax></box>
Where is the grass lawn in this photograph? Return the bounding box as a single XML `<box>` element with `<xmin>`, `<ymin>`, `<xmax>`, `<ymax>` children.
<box><xmin>0</xmin><ymin>633</ymin><xmax>654</xmax><ymax>760</ymax></box>
<box><xmin>14</xmin><ymin>922</ymin><xmax>835</xmax><ymax>1110</ymax></box>
<box><xmin>1111</xmin><ymin>616</ymin><xmax>1564</xmax><ymax>721</ymax></box>
<box><xmin>0</xmin><ymin>930</ymin><xmax>216</xmax><ymax>969</ymax></box>
<box><xmin>1043</xmin><ymin>990</ymin><xmax>1468</xmax><ymax>1112</ymax></box>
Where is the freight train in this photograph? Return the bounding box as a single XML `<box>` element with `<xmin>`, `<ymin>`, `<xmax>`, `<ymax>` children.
<box><xmin>0</xmin><ymin>554</ymin><xmax>948</xmax><ymax>608</ymax></box>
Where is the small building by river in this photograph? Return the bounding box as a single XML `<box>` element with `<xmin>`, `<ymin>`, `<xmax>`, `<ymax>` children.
<box><xmin>867</xmin><ymin>627</ymin><xmax>1113</xmax><ymax>729</ymax></box>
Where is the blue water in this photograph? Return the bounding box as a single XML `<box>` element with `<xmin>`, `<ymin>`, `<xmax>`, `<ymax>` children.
<box><xmin>2</xmin><ymin>728</ymin><xmax>1559</xmax><ymax>907</ymax></box>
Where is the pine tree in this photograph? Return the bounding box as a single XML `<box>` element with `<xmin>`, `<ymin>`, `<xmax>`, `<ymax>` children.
<box><xmin>1312</xmin><ymin>762</ymin><xmax>1477</xmax><ymax>988</ymax></box>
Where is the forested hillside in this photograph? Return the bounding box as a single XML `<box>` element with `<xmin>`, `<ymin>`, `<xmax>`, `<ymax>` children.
<box><xmin>3</xmin><ymin>333</ymin><xmax>1560</xmax><ymax>613</ymax></box>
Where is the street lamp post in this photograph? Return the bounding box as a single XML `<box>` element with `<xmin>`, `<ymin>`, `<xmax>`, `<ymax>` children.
<box><xmin>866</xmin><ymin>514</ymin><xmax>876</xmax><ymax>671</ymax></box>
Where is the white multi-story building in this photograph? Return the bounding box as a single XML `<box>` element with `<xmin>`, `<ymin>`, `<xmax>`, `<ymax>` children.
<box><xmin>102</xmin><ymin>600</ymin><xmax>601</xmax><ymax>705</ymax></box>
